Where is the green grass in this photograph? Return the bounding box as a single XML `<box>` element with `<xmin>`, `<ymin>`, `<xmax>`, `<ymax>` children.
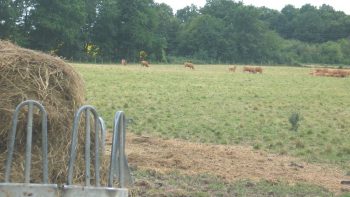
<box><xmin>131</xmin><ymin>169</ymin><xmax>334</xmax><ymax>196</ymax></box>
<box><xmin>74</xmin><ymin>63</ymin><xmax>350</xmax><ymax>168</ymax></box>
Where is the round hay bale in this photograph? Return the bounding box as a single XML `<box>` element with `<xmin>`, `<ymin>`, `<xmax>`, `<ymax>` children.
<box><xmin>0</xmin><ymin>40</ymin><xmax>97</xmax><ymax>184</ymax></box>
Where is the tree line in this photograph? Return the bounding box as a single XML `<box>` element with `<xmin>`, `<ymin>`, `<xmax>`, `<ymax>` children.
<box><xmin>1</xmin><ymin>0</ymin><xmax>350</xmax><ymax>65</ymax></box>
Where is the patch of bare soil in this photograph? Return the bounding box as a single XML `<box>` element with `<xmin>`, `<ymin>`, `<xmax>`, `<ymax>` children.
<box><xmin>106</xmin><ymin>133</ymin><xmax>350</xmax><ymax>194</ymax></box>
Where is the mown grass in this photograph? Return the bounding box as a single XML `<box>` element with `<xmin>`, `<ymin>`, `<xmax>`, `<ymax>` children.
<box><xmin>74</xmin><ymin>63</ymin><xmax>350</xmax><ymax>169</ymax></box>
<box><xmin>131</xmin><ymin>169</ymin><xmax>333</xmax><ymax>197</ymax></box>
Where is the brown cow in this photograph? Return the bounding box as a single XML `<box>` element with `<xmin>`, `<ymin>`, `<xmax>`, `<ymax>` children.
<box><xmin>121</xmin><ymin>59</ymin><xmax>127</xmax><ymax>65</ymax></box>
<box><xmin>243</xmin><ymin>66</ymin><xmax>263</xmax><ymax>74</ymax></box>
<box><xmin>228</xmin><ymin>66</ymin><xmax>236</xmax><ymax>72</ymax></box>
<box><xmin>310</xmin><ymin>68</ymin><xmax>350</xmax><ymax>78</ymax></box>
<box><xmin>313</xmin><ymin>68</ymin><xmax>328</xmax><ymax>76</ymax></box>
<box><xmin>184</xmin><ymin>62</ymin><xmax>195</xmax><ymax>70</ymax></box>
<box><xmin>141</xmin><ymin>60</ymin><xmax>149</xmax><ymax>67</ymax></box>
<box><xmin>243</xmin><ymin>66</ymin><xmax>252</xmax><ymax>73</ymax></box>
<box><xmin>255</xmin><ymin>67</ymin><xmax>263</xmax><ymax>74</ymax></box>
<box><xmin>329</xmin><ymin>69</ymin><xmax>350</xmax><ymax>77</ymax></box>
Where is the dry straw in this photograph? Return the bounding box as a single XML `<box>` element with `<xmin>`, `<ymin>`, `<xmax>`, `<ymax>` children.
<box><xmin>0</xmin><ymin>40</ymin><xmax>105</xmax><ymax>185</ymax></box>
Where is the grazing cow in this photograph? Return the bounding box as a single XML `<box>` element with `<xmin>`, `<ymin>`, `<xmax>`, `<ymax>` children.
<box><xmin>228</xmin><ymin>66</ymin><xmax>236</xmax><ymax>72</ymax></box>
<box><xmin>330</xmin><ymin>69</ymin><xmax>349</xmax><ymax>77</ymax></box>
<box><xmin>243</xmin><ymin>66</ymin><xmax>252</xmax><ymax>73</ymax></box>
<box><xmin>121</xmin><ymin>59</ymin><xmax>127</xmax><ymax>65</ymax></box>
<box><xmin>255</xmin><ymin>67</ymin><xmax>263</xmax><ymax>74</ymax></box>
<box><xmin>184</xmin><ymin>62</ymin><xmax>195</xmax><ymax>70</ymax></box>
<box><xmin>141</xmin><ymin>60</ymin><xmax>149</xmax><ymax>67</ymax></box>
<box><xmin>310</xmin><ymin>68</ymin><xmax>327</xmax><ymax>76</ymax></box>
<box><xmin>310</xmin><ymin>68</ymin><xmax>350</xmax><ymax>78</ymax></box>
<box><xmin>243</xmin><ymin>66</ymin><xmax>263</xmax><ymax>74</ymax></box>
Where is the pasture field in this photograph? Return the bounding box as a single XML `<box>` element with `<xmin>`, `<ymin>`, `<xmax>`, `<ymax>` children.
<box><xmin>73</xmin><ymin>63</ymin><xmax>350</xmax><ymax>195</ymax></box>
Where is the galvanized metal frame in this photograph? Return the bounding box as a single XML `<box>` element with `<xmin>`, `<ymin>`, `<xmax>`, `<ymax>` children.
<box><xmin>66</xmin><ymin>105</ymin><xmax>101</xmax><ymax>186</ymax></box>
<box><xmin>0</xmin><ymin>101</ymin><xmax>131</xmax><ymax>197</ymax></box>
<box><xmin>63</xmin><ymin>106</ymin><xmax>129</xmax><ymax>197</ymax></box>
<box><xmin>109</xmin><ymin>111</ymin><xmax>133</xmax><ymax>188</ymax></box>
<box><xmin>0</xmin><ymin>183</ymin><xmax>59</xmax><ymax>197</ymax></box>
<box><xmin>61</xmin><ymin>185</ymin><xmax>128</xmax><ymax>197</ymax></box>
<box><xmin>4</xmin><ymin>100</ymin><xmax>48</xmax><ymax>183</ymax></box>
<box><xmin>99</xmin><ymin>116</ymin><xmax>107</xmax><ymax>153</ymax></box>
<box><xmin>0</xmin><ymin>100</ymin><xmax>59</xmax><ymax>197</ymax></box>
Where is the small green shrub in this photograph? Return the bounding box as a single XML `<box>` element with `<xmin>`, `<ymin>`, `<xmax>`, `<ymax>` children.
<box><xmin>289</xmin><ymin>112</ymin><xmax>301</xmax><ymax>131</ymax></box>
<box><xmin>139</xmin><ymin>50</ymin><xmax>148</xmax><ymax>61</ymax></box>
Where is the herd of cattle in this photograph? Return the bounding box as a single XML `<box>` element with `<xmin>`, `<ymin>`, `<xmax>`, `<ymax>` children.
<box><xmin>228</xmin><ymin>65</ymin><xmax>263</xmax><ymax>73</ymax></box>
<box><xmin>309</xmin><ymin>68</ymin><xmax>350</xmax><ymax>78</ymax></box>
<box><xmin>119</xmin><ymin>59</ymin><xmax>349</xmax><ymax>78</ymax></box>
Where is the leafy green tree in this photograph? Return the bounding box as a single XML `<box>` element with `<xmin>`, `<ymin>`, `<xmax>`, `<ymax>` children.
<box><xmin>0</xmin><ymin>0</ymin><xmax>19</xmax><ymax>41</ymax></box>
<box><xmin>176</xmin><ymin>4</ymin><xmax>199</xmax><ymax>23</ymax></box>
<box><xmin>15</xmin><ymin>0</ymin><xmax>36</xmax><ymax>45</ymax></box>
<box><xmin>30</xmin><ymin>0</ymin><xmax>87</xmax><ymax>57</ymax></box>
<box><xmin>153</xmin><ymin>3</ymin><xmax>182</xmax><ymax>62</ymax></box>
<box><xmin>265</xmin><ymin>4</ymin><xmax>350</xmax><ymax>43</ymax></box>
<box><xmin>276</xmin><ymin>5</ymin><xmax>298</xmax><ymax>39</ymax></box>
<box><xmin>2</xmin><ymin>0</ymin><xmax>350</xmax><ymax>65</ymax></box>
<box><xmin>319</xmin><ymin>5</ymin><xmax>350</xmax><ymax>41</ymax></box>
<box><xmin>292</xmin><ymin>4</ymin><xmax>324</xmax><ymax>42</ymax></box>
<box><xmin>82</xmin><ymin>0</ymin><xmax>100</xmax><ymax>44</ymax></box>
<box><xmin>201</xmin><ymin>0</ymin><xmax>241</xmax><ymax>18</ymax></box>
<box><xmin>320</xmin><ymin>41</ymin><xmax>343</xmax><ymax>64</ymax></box>
<box><xmin>117</xmin><ymin>0</ymin><xmax>157</xmax><ymax>60</ymax></box>
<box><xmin>93</xmin><ymin>0</ymin><xmax>165</xmax><ymax>61</ymax></box>
<box><xmin>92</xmin><ymin>0</ymin><xmax>121</xmax><ymax>60</ymax></box>
<box><xmin>226</xmin><ymin>6</ymin><xmax>282</xmax><ymax>63</ymax></box>
<box><xmin>177</xmin><ymin>14</ymin><xmax>225</xmax><ymax>61</ymax></box>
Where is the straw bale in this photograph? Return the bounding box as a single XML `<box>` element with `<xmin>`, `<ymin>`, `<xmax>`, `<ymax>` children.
<box><xmin>0</xmin><ymin>40</ymin><xmax>103</xmax><ymax>184</ymax></box>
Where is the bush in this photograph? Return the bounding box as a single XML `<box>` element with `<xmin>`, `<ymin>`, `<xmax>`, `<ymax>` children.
<box><xmin>289</xmin><ymin>112</ymin><xmax>301</xmax><ymax>131</ymax></box>
<box><xmin>140</xmin><ymin>50</ymin><xmax>148</xmax><ymax>61</ymax></box>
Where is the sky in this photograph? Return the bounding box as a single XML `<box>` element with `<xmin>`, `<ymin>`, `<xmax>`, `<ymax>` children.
<box><xmin>153</xmin><ymin>0</ymin><xmax>350</xmax><ymax>14</ymax></box>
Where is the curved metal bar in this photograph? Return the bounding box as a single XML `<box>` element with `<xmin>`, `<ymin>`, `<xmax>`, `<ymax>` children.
<box><xmin>67</xmin><ymin>105</ymin><xmax>101</xmax><ymax>186</ymax></box>
<box><xmin>85</xmin><ymin>110</ymin><xmax>91</xmax><ymax>186</ymax></box>
<box><xmin>108</xmin><ymin>111</ymin><xmax>127</xmax><ymax>187</ymax></box>
<box><xmin>120</xmin><ymin>113</ymin><xmax>126</xmax><ymax>187</ymax></box>
<box><xmin>4</xmin><ymin>100</ymin><xmax>48</xmax><ymax>183</ymax></box>
<box><xmin>94</xmin><ymin>115</ymin><xmax>101</xmax><ymax>187</ymax></box>
<box><xmin>24</xmin><ymin>102</ymin><xmax>34</xmax><ymax>184</ymax></box>
<box><xmin>108</xmin><ymin>111</ymin><xmax>122</xmax><ymax>187</ymax></box>
<box><xmin>99</xmin><ymin>117</ymin><xmax>106</xmax><ymax>153</ymax></box>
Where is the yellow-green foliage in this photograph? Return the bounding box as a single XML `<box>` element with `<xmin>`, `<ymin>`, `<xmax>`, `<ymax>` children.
<box><xmin>85</xmin><ymin>43</ymin><xmax>100</xmax><ymax>57</ymax></box>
